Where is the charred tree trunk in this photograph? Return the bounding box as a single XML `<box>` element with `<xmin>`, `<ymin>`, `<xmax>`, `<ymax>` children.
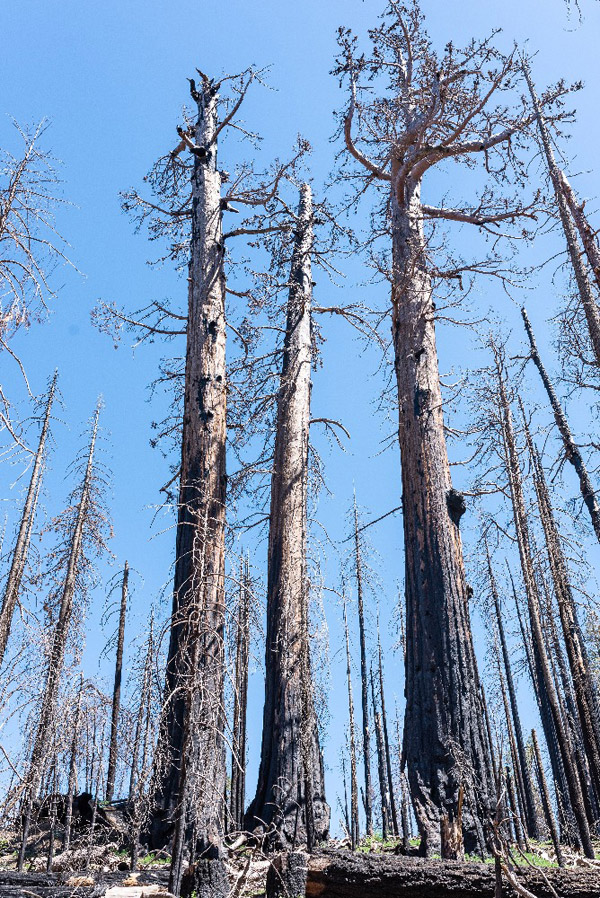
<box><xmin>494</xmin><ymin>353</ymin><xmax>594</xmax><ymax>857</ymax></box>
<box><xmin>246</xmin><ymin>184</ymin><xmax>329</xmax><ymax>849</ymax></box>
<box><xmin>395</xmin><ymin>180</ymin><xmax>493</xmax><ymax>855</ymax></box>
<box><xmin>18</xmin><ymin>404</ymin><xmax>100</xmax><ymax>871</ymax></box>
<box><xmin>486</xmin><ymin>546</ymin><xmax>539</xmax><ymax>839</ymax></box>
<box><xmin>63</xmin><ymin>675</ymin><xmax>83</xmax><ymax>851</ymax></box>
<box><xmin>352</xmin><ymin>497</ymin><xmax>374</xmax><ymax>837</ymax></box>
<box><xmin>532</xmin><ymin>729</ymin><xmax>564</xmax><ymax>867</ymax></box>
<box><xmin>371</xmin><ymin>667</ymin><xmax>391</xmax><ymax>839</ymax></box>
<box><xmin>106</xmin><ymin>560</ymin><xmax>129</xmax><ymax>802</ymax></box>
<box><xmin>524</xmin><ymin>64</ymin><xmax>600</xmax><ymax>369</ymax></box>
<box><xmin>377</xmin><ymin>633</ymin><xmax>399</xmax><ymax>838</ymax></box>
<box><xmin>151</xmin><ymin>78</ymin><xmax>228</xmax><ymax>891</ymax></box>
<box><xmin>343</xmin><ymin>600</ymin><xmax>360</xmax><ymax>850</ymax></box>
<box><xmin>229</xmin><ymin>556</ymin><xmax>249</xmax><ymax>834</ymax></box>
<box><xmin>521</xmin><ymin>307</ymin><xmax>600</xmax><ymax>542</ymax></box>
<box><xmin>0</xmin><ymin>371</ymin><xmax>56</xmax><ymax>667</ymax></box>
<box><xmin>522</xmin><ymin>414</ymin><xmax>600</xmax><ymax>808</ymax></box>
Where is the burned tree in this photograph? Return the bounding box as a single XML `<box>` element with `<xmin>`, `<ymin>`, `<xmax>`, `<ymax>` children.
<box><xmin>332</xmin><ymin>1</ymin><xmax>574</xmax><ymax>852</ymax></box>
<box><xmin>246</xmin><ymin>184</ymin><xmax>329</xmax><ymax>849</ymax></box>
<box><xmin>105</xmin><ymin>560</ymin><xmax>129</xmax><ymax>802</ymax></box>
<box><xmin>343</xmin><ymin>596</ymin><xmax>360</xmax><ymax>849</ymax></box>
<box><xmin>229</xmin><ymin>555</ymin><xmax>249</xmax><ymax>835</ymax></box>
<box><xmin>352</xmin><ymin>496</ymin><xmax>373</xmax><ymax>837</ymax></box>
<box><xmin>0</xmin><ymin>371</ymin><xmax>57</xmax><ymax>667</ymax></box>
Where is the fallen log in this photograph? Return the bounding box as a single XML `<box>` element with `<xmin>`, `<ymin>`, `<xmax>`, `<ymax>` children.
<box><xmin>265</xmin><ymin>849</ymin><xmax>600</xmax><ymax>898</ymax></box>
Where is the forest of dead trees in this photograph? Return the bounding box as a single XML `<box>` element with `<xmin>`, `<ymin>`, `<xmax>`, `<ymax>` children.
<box><xmin>2</xmin><ymin>1</ymin><xmax>600</xmax><ymax>896</ymax></box>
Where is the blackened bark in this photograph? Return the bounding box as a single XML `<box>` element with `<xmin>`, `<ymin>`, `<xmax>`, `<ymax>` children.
<box><xmin>106</xmin><ymin>560</ymin><xmax>129</xmax><ymax>802</ymax></box>
<box><xmin>246</xmin><ymin>184</ymin><xmax>329</xmax><ymax>848</ymax></box>
<box><xmin>395</xmin><ymin>182</ymin><xmax>493</xmax><ymax>854</ymax></box>
<box><xmin>343</xmin><ymin>600</ymin><xmax>360</xmax><ymax>850</ymax></box>
<box><xmin>521</xmin><ymin>307</ymin><xmax>600</xmax><ymax>542</ymax></box>
<box><xmin>63</xmin><ymin>675</ymin><xmax>83</xmax><ymax>851</ymax></box>
<box><xmin>152</xmin><ymin>79</ymin><xmax>228</xmax><ymax>884</ymax></box>
<box><xmin>229</xmin><ymin>556</ymin><xmax>249</xmax><ymax>834</ymax></box>
<box><xmin>371</xmin><ymin>667</ymin><xmax>391</xmax><ymax>839</ymax></box>
<box><xmin>532</xmin><ymin>729</ymin><xmax>564</xmax><ymax>867</ymax></box>
<box><xmin>353</xmin><ymin>498</ymin><xmax>374</xmax><ymax>836</ymax></box>
<box><xmin>0</xmin><ymin>371</ymin><xmax>56</xmax><ymax>667</ymax></box>
<box><xmin>378</xmin><ymin>634</ymin><xmax>399</xmax><ymax>837</ymax></box>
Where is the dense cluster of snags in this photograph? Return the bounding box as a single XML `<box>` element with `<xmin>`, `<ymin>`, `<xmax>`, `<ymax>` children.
<box><xmin>1</xmin><ymin>2</ymin><xmax>600</xmax><ymax>896</ymax></box>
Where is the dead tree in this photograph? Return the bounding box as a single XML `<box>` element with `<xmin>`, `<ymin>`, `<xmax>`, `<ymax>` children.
<box><xmin>331</xmin><ymin>3</ymin><xmax>578</xmax><ymax>853</ymax></box>
<box><xmin>63</xmin><ymin>674</ymin><xmax>84</xmax><ymax>851</ymax></box>
<box><xmin>521</xmin><ymin>409</ymin><xmax>600</xmax><ymax>807</ymax></box>
<box><xmin>532</xmin><ymin>729</ymin><xmax>564</xmax><ymax>867</ymax></box>
<box><xmin>129</xmin><ymin>615</ymin><xmax>155</xmax><ymax>871</ymax></box>
<box><xmin>105</xmin><ymin>560</ymin><xmax>129</xmax><ymax>802</ymax></box>
<box><xmin>352</xmin><ymin>496</ymin><xmax>373</xmax><ymax>837</ymax></box>
<box><xmin>343</xmin><ymin>597</ymin><xmax>360</xmax><ymax>849</ymax></box>
<box><xmin>493</xmin><ymin>345</ymin><xmax>594</xmax><ymax>857</ymax></box>
<box><xmin>0</xmin><ymin>371</ymin><xmax>57</xmax><ymax>666</ymax></box>
<box><xmin>18</xmin><ymin>403</ymin><xmax>102</xmax><ymax>871</ymax></box>
<box><xmin>485</xmin><ymin>542</ymin><xmax>540</xmax><ymax>839</ymax></box>
<box><xmin>370</xmin><ymin>666</ymin><xmax>392</xmax><ymax>839</ymax></box>
<box><xmin>377</xmin><ymin>628</ymin><xmax>400</xmax><ymax>837</ymax></box>
<box><xmin>521</xmin><ymin>307</ymin><xmax>600</xmax><ymax>542</ymax></box>
<box><xmin>247</xmin><ymin>184</ymin><xmax>329</xmax><ymax>850</ymax></box>
<box><xmin>523</xmin><ymin>62</ymin><xmax>600</xmax><ymax>370</ymax></box>
<box><xmin>229</xmin><ymin>555</ymin><xmax>249</xmax><ymax>834</ymax></box>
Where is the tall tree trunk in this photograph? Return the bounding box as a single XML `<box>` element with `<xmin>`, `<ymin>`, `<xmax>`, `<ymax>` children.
<box><xmin>18</xmin><ymin>404</ymin><xmax>100</xmax><ymax>871</ymax></box>
<box><xmin>521</xmin><ymin>307</ymin><xmax>600</xmax><ymax>542</ymax></box>
<box><xmin>0</xmin><ymin>371</ymin><xmax>56</xmax><ymax>667</ymax></box>
<box><xmin>494</xmin><ymin>352</ymin><xmax>594</xmax><ymax>858</ymax></box>
<box><xmin>524</xmin><ymin>64</ymin><xmax>600</xmax><ymax>369</ymax></box>
<box><xmin>532</xmin><ymin>729</ymin><xmax>564</xmax><ymax>867</ymax></box>
<box><xmin>106</xmin><ymin>560</ymin><xmax>128</xmax><ymax>802</ymax></box>
<box><xmin>486</xmin><ymin>544</ymin><xmax>540</xmax><ymax>839</ymax></box>
<box><xmin>558</xmin><ymin>169</ymin><xmax>600</xmax><ymax>296</ymax></box>
<box><xmin>353</xmin><ymin>496</ymin><xmax>373</xmax><ymax>837</ymax></box>
<box><xmin>152</xmin><ymin>80</ymin><xmax>228</xmax><ymax>884</ymax></box>
<box><xmin>370</xmin><ymin>667</ymin><xmax>391</xmax><ymax>839</ymax></box>
<box><xmin>130</xmin><ymin>615</ymin><xmax>154</xmax><ymax>872</ymax></box>
<box><xmin>343</xmin><ymin>599</ymin><xmax>360</xmax><ymax>850</ymax></box>
<box><xmin>522</xmin><ymin>412</ymin><xmax>600</xmax><ymax>807</ymax></box>
<box><xmin>394</xmin><ymin>179</ymin><xmax>493</xmax><ymax>855</ymax></box>
<box><xmin>246</xmin><ymin>184</ymin><xmax>329</xmax><ymax>849</ymax></box>
<box><xmin>229</xmin><ymin>556</ymin><xmax>249</xmax><ymax>834</ymax></box>
<box><xmin>377</xmin><ymin>632</ymin><xmax>399</xmax><ymax>838</ymax></box>
<box><xmin>63</xmin><ymin>674</ymin><xmax>83</xmax><ymax>851</ymax></box>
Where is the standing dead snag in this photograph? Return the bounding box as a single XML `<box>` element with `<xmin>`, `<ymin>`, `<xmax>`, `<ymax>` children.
<box><xmin>246</xmin><ymin>184</ymin><xmax>329</xmax><ymax>850</ymax></box>
<box><xmin>18</xmin><ymin>402</ymin><xmax>102</xmax><ymax>871</ymax></box>
<box><xmin>343</xmin><ymin>596</ymin><xmax>360</xmax><ymax>850</ymax></box>
<box><xmin>229</xmin><ymin>554</ymin><xmax>249</xmax><ymax>835</ymax></box>
<box><xmin>0</xmin><ymin>371</ymin><xmax>57</xmax><ymax>667</ymax></box>
<box><xmin>105</xmin><ymin>560</ymin><xmax>129</xmax><ymax>802</ymax></box>
<box><xmin>521</xmin><ymin>307</ymin><xmax>600</xmax><ymax>543</ymax></box>
<box><xmin>331</xmin><ymin>1</ymin><xmax>576</xmax><ymax>851</ymax></box>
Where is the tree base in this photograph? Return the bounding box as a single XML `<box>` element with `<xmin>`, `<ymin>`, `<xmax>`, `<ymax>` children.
<box><xmin>180</xmin><ymin>858</ymin><xmax>228</xmax><ymax>898</ymax></box>
<box><xmin>266</xmin><ymin>851</ymin><xmax>309</xmax><ymax>898</ymax></box>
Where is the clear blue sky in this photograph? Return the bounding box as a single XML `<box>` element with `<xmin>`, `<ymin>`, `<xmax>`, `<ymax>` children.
<box><xmin>2</xmin><ymin>0</ymin><xmax>600</xmax><ymax>832</ymax></box>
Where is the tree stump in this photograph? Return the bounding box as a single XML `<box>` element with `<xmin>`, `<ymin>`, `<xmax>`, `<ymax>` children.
<box><xmin>266</xmin><ymin>852</ymin><xmax>309</xmax><ymax>898</ymax></box>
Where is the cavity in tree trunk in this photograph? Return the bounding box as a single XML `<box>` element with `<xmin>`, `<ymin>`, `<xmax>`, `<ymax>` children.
<box><xmin>0</xmin><ymin>371</ymin><xmax>57</xmax><ymax>667</ymax></box>
<box><xmin>151</xmin><ymin>76</ymin><xmax>228</xmax><ymax>890</ymax></box>
<box><xmin>106</xmin><ymin>560</ymin><xmax>129</xmax><ymax>802</ymax></box>
<box><xmin>18</xmin><ymin>403</ymin><xmax>100</xmax><ymax>872</ymax></box>
<box><xmin>246</xmin><ymin>184</ymin><xmax>329</xmax><ymax>849</ymax></box>
<box><xmin>524</xmin><ymin>64</ymin><xmax>600</xmax><ymax>369</ymax></box>
<box><xmin>521</xmin><ymin>307</ymin><xmax>600</xmax><ymax>542</ymax></box>
<box><xmin>229</xmin><ymin>555</ymin><xmax>249</xmax><ymax>834</ymax></box>
<box><xmin>494</xmin><ymin>350</ymin><xmax>594</xmax><ymax>857</ymax></box>
<box><xmin>352</xmin><ymin>496</ymin><xmax>374</xmax><ymax>837</ymax></box>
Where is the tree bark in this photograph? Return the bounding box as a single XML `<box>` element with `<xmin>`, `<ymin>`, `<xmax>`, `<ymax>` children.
<box><xmin>229</xmin><ymin>556</ymin><xmax>249</xmax><ymax>834</ymax></box>
<box><xmin>343</xmin><ymin>600</ymin><xmax>359</xmax><ymax>850</ymax></box>
<box><xmin>352</xmin><ymin>497</ymin><xmax>374</xmax><ymax>837</ymax></box>
<box><xmin>394</xmin><ymin>178</ymin><xmax>493</xmax><ymax>855</ymax></box>
<box><xmin>106</xmin><ymin>561</ymin><xmax>129</xmax><ymax>802</ymax></box>
<box><xmin>377</xmin><ymin>633</ymin><xmax>399</xmax><ymax>838</ymax></box>
<box><xmin>521</xmin><ymin>307</ymin><xmax>600</xmax><ymax>542</ymax></box>
<box><xmin>531</xmin><ymin>729</ymin><xmax>564</xmax><ymax>867</ymax></box>
<box><xmin>246</xmin><ymin>184</ymin><xmax>329</xmax><ymax>849</ymax></box>
<box><xmin>494</xmin><ymin>352</ymin><xmax>594</xmax><ymax>858</ymax></box>
<box><xmin>524</xmin><ymin>64</ymin><xmax>600</xmax><ymax>369</ymax></box>
<box><xmin>0</xmin><ymin>371</ymin><xmax>56</xmax><ymax>667</ymax></box>
<box><xmin>371</xmin><ymin>667</ymin><xmax>391</xmax><ymax>839</ymax></box>
<box><xmin>63</xmin><ymin>674</ymin><xmax>83</xmax><ymax>852</ymax></box>
<box><xmin>151</xmin><ymin>80</ymin><xmax>228</xmax><ymax>888</ymax></box>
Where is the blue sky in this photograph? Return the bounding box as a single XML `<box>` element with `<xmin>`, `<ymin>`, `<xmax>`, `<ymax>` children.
<box><xmin>2</xmin><ymin>0</ymin><xmax>600</xmax><ymax>833</ymax></box>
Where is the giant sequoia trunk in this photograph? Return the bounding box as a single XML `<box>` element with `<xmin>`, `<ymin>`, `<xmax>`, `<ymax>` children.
<box><xmin>394</xmin><ymin>178</ymin><xmax>493</xmax><ymax>854</ymax></box>
<box><xmin>246</xmin><ymin>185</ymin><xmax>329</xmax><ymax>849</ymax></box>
<box><xmin>0</xmin><ymin>371</ymin><xmax>56</xmax><ymax>667</ymax></box>
<box><xmin>151</xmin><ymin>80</ymin><xmax>228</xmax><ymax>883</ymax></box>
